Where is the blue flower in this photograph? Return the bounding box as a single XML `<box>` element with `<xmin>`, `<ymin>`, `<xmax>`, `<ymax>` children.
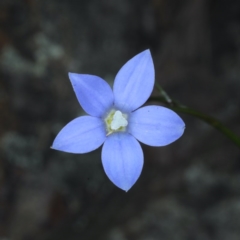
<box><xmin>52</xmin><ymin>50</ymin><xmax>185</xmax><ymax>191</ymax></box>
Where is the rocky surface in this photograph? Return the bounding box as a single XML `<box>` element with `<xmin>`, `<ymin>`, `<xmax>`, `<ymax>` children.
<box><xmin>0</xmin><ymin>0</ymin><xmax>240</xmax><ymax>239</ymax></box>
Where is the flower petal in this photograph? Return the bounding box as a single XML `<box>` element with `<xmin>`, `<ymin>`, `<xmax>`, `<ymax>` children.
<box><xmin>113</xmin><ymin>49</ymin><xmax>154</xmax><ymax>112</ymax></box>
<box><xmin>69</xmin><ymin>73</ymin><xmax>113</xmax><ymax>117</ymax></box>
<box><xmin>128</xmin><ymin>106</ymin><xmax>185</xmax><ymax>146</ymax></box>
<box><xmin>52</xmin><ymin>116</ymin><xmax>106</xmax><ymax>153</ymax></box>
<box><xmin>102</xmin><ymin>133</ymin><xmax>143</xmax><ymax>191</ymax></box>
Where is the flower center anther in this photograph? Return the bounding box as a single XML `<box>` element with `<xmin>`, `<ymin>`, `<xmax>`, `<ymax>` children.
<box><xmin>111</xmin><ymin>110</ymin><xmax>128</xmax><ymax>130</ymax></box>
<box><xmin>104</xmin><ymin>110</ymin><xmax>128</xmax><ymax>135</ymax></box>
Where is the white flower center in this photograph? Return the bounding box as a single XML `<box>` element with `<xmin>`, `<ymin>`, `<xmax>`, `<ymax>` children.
<box><xmin>110</xmin><ymin>110</ymin><xmax>128</xmax><ymax>130</ymax></box>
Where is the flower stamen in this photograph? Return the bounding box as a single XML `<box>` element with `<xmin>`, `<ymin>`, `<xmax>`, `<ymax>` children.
<box><xmin>104</xmin><ymin>110</ymin><xmax>128</xmax><ymax>135</ymax></box>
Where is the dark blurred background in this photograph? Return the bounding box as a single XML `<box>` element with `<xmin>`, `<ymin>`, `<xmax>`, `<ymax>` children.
<box><xmin>0</xmin><ymin>0</ymin><xmax>240</xmax><ymax>239</ymax></box>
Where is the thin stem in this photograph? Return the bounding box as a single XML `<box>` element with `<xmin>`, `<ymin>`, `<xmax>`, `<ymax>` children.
<box><xmin>149</xmin><ymin>84</ymin><xmax>240</xmax><ymax>148</ymax></box>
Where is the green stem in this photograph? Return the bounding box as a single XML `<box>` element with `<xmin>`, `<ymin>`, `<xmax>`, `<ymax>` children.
<box><xmin>149</xmin><ymin>84</ymin><xmax>240</xmax><ymax>148</ymax></box>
